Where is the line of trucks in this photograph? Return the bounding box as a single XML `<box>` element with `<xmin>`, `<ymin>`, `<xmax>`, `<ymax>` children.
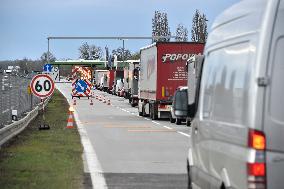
<box><xmin>94</xmin><ymin>42</ymin><xmax>204</xmax><ymax>125</ymax></box>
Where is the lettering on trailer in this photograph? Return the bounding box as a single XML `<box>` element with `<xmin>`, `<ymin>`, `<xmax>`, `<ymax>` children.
<box><xmin>162</xmin><ymin>53</ymin><xmax>198</xmax><ymax>63</ymax></box>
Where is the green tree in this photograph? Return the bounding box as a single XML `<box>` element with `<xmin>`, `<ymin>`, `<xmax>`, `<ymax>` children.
<box><xmin>152</xmin><ymin>11</ymin><xmax>171</xmax><ymax>42</ymax></box>
<box><xmin>112</xmin><ymin>47</ymin><xmax>132</xmax><ymax>61</ymax></box>
<box><xmin>40</xmin><ymin>52</ymin><xmax>56</xmax><ymax>63</ymax></box>
<box><xmin>175</xmin><ymin>23</ymin><xmax>188</xmax><ymax>42</ymax></box>
<box><xmin>191</xmin><ymin>10</ymin><xmax>208</xmax><ymax>43</ymax></box>
<box><xmin>78</xmin><ymin>42</ymin><xmax>103</xmax><ymax>60</ymax></box>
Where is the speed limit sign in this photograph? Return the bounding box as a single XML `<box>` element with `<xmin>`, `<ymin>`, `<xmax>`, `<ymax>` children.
<box><xmin>30</xmin><ymin>74</ymin><xmax>55</xmax><ymax>98</ymax></box>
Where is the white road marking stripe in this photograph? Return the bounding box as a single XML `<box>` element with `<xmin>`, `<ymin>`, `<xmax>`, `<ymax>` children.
<box><xmin>151</xmin><ymin>121</ymin><xmax>161</xmax><ymax>125</ymax></box>
<box><xmin>163</xmin><ymin>126</ymin><xmax>173</xmax><ymax>130</ymax></box>
<box><xmin>73</xmin><ymin>111</ymin><xmax>108</xmax><ymax>189</ymax></box>
<box><xmin>177</xmin><ymin>131</ymin><xmax>190</xmax><ymax>138</ymax></box>
<box><xmin>57</xmin><ymin>85</ymin><xmax>107</xmax><ymax>189</ymax></box>
<box><xmin>144</xmin><ymin>118</ymin><xmax>150</xmax><ymax>121</ymax></box>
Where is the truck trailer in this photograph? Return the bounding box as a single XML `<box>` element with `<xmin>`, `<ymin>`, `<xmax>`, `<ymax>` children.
<box><xmin>128</xmin><ymin>61</ymin><xmax>139</xmax><ymax>106</ymax></box>
<box><xmin>138</xmin><ymin>42</ymin><xmax>204</xmax><ymax>120</ymax></box>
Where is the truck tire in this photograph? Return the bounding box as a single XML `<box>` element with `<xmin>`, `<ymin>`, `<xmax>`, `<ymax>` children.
<box><xmin>150</xmin><ymin>103</ymin><xmax>158</xmax><ymax>120</ymax></box>
<box><xmin>142</xmin><ymin>106</ymin><xmax>147</xmax><ymax>117</ymax></box>
<box><xmin>170</xmin><ymin>115</ymin><xmax>175</xmax><ymax>123</ymax></box>
<box><xmin>186</xmin><ymin>120</ymin><xmax>191</xmax><ymax>127</ymax></box>
<box><xmin>176</xmin><ymin>118</ymin><xmax>182</xmax><ymax>125</ymax></box>
<box><xmin>139</xmin><ymin>111</ymin><xmax>143</xmax><ymax>116</ymax></box>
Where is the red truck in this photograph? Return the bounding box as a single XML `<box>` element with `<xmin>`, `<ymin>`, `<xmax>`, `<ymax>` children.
<box><xmin>138</xmin><ymin>42</ymin><xmax>204</xmax><ymax>119</ymax></box>
<box><xmin>105</xmin><ymin>70</ymin><xmax>115</xmax><ymax>92</ymax></box>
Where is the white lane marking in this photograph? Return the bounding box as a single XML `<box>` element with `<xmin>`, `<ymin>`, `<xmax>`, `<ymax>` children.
<box><xmin>144</xmin><ymin>118</ymin><xmax>150</xmax><ymax>121</ymax></box>
<box><xmin>73</xmin><ymin>111</ymin><xmax>108</xmax><ymax>189</ymax></box>
<box><xmin>177</xmin><ymin>131</ymin><xmax>190</xmax><ymax>138</ymax></box>
<box><xmin>163</xmin><ymin>126</ymin><xmax>173</xmax><ymax>130</ymax></box>
<box><xmin>151</xmin><ymin>121</ymin><xmax>161</xmax><ymax>125</ymax></box>
<box><xmin>56</xmin><ymin>84</ymin><xmax>108</xmax><ymax>189</ymax></box>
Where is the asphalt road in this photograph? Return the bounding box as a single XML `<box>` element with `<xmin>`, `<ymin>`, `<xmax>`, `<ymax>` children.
<box><xmin>56</xmin><ymin>82</ymin><xmax>191</xmax><ymax>189</ymax></box>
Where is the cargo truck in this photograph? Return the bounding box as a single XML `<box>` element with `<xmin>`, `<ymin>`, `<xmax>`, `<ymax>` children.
<box><xmin>128</xmin><ymin>61</ymin><xmax>139</xmax><ymax>106</ymax></box>
<box><xmin>94</xmin><ymin>70</ymin><xmax>108</xmax><ymax>89</ymax></box>
<box><xmin>113</xmin><ymin>70</ymin><xmax>124</xmax><ymax>95</ymax></box>
<box><xmin>106</xmin><ymin>70</ymin><xmax>115</xmax><ymax>92</ymax></box>
<box><xmin>138</xmin><ymin>42</ymin><xmax>204</xmax><ymax>119</ymax></box>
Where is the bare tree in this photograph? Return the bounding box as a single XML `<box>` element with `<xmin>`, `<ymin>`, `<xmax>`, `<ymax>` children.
<box><xmin>191</xmin><ymin>10</ymin><xmax>208</xmax><ymax>43</ymax></box>
<box><xmin>152</xmin><ymin>11</ymin><xmax>171</xmax><ymax>42</ymax></box>
<box><xmin>175</xmin><ymin>23</ymin><xmax>188</xmax><ymax>42</ymax></box>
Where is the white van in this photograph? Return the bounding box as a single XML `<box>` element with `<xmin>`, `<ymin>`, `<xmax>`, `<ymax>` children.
<box><xmin>187</xmin><ymin>0</ymin><xmax>284</xmax><ymax>189</ymax></box>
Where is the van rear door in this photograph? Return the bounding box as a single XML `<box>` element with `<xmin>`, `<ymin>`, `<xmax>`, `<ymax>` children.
<box><xmin>264</xmin><ymin>1</ymin><xmax>284</xmax><ymax>188</ymax></box>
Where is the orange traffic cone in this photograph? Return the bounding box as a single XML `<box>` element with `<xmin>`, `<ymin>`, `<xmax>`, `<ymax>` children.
<box><xmin>66</xmin><ymin>111</ymin><xmax>74</xmax><ymax>129</ymax></box>
<box><xmin>107</xmin><ymin>99</ymin><xmax>111</xmax><ymax>105</ymax></box>
<box><xmin>90</xmin><ymin>99</ymin><xmax>94</xmax><ymax>105</ymax></box>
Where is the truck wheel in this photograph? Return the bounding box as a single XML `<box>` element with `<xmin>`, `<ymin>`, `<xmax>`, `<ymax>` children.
<box><xmin>176</xmin><ymin>118</ymin><xmax>182</xmax><ymax>125</ymax></box>
<box><xmin>139</xmin><ymin>111</ymin><xmax>143</xmax><ymax>116</ymax></box>
<box><xmin>142</xmin><ymin>106</ymin><xmax>147</xmax><ymax>117</ymax></box>
<box><xmin>170</xmin><ymin>116</ymin><xmax>175</xmax><ymax>123</ymax></box>
<box><xmin>131</xmin><ymin>102</ymin><xmax>136</xmax><ymax>107</ymax></box>
<box><xmin>186</xmin><ymin>120</ymin><xmax>191</xmax><ymax>127</ymax></box>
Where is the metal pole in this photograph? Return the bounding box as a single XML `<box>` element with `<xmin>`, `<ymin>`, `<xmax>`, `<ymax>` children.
<box><xmin>122</xmin><ymin>39</ymin><xmax>125</xmax><ymax>68</ymax></box>
<box><xmin>47</xmin><ymin>38</ymin><xmax>50</xmax><ymax>64</ymax></box>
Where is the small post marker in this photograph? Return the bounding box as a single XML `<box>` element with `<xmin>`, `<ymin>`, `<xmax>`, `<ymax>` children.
<box><xmin>107</xmin><ymin>99</ymin><xmax>111</xmax><ymax>105</ymax></box>
<box><xmin>103</xmin><ymin>98</ymin><xmax>106</xmax><ymax>103</ymax></box>
<box><xmin>73</xmin><ymin>99</ymin><xmax>76</xmax><ymax>105</ymax></box>
<box><xmin>90</xmin><ymin>99</ymin><xmax>94</xmax><ymax>105</ymax></box>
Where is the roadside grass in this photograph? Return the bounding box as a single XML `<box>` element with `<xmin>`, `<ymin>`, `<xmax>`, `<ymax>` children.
<box><xmin>0</xmin><ymin>89</ymin><xmax>84</xmax><ymax>189</ymax></box>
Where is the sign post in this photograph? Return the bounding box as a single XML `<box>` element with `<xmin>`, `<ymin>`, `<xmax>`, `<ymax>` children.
<box><xmin>30</xmin><ymin>74</ymin><xmax>55</xmax><ymax>130</ymax></box>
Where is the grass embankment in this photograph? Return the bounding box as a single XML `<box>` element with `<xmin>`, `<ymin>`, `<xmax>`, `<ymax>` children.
<box><xmin>0</xmin><ymin>89</ymin><xmax>84</xmax><ymax>189</ymax></box>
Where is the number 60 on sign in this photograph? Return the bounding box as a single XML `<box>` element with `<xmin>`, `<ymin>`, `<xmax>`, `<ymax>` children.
<box><xmin>30</xmin><ymin>74</ymin><xmax>55</xmax><ymax>98</ymax></box>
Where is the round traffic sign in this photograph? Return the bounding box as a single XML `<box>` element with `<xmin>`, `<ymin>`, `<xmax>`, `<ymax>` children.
<box><xmin>30</xmin><ymin>74</ymin><xmax>55</xmax><ymax>98</ymax></box>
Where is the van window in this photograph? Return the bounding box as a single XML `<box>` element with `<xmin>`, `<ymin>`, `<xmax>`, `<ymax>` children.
<box><xmin>269</xmin><ymin>1</ymin><xmax>284</xmax><ymax>123</ymax></box>
<box><xmin>202</xmin><ymin>42</ymin><xmax>252</xmax><ymax>125</ymax></box>
<box><xmin>175</xmin><ymin>90</ymin><xmax>188</xmax><ymax>110</ymax></box>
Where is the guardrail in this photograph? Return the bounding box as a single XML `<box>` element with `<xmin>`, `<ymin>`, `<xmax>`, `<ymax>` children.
<box><xmin>0</xmin><ymin>97</ymin><xmax>51</xmax><ymax>147</ymax></box>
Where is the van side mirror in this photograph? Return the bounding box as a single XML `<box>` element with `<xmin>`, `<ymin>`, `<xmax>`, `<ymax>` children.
<box><xmin>187</xmin><ymin>55</ymin><xmax>205</xmax><ymax>118</ymax></box>
<box><xmin>173</xmin><ymin>90</ymin><xmax>188</xmax><ymax>117</ymax></box>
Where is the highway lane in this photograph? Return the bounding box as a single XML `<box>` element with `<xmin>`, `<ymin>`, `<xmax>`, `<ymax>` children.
<box><xmin>56</xmin><ymin>82</ymin><xmax>191</xmax><ymax>189</ymax></box>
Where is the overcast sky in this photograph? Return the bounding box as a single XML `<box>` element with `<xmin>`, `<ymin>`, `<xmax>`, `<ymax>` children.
<box><xmin>0</xmin><ymin>0</ymin><xmax>239</xmax><ymax>61</ymax></box>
